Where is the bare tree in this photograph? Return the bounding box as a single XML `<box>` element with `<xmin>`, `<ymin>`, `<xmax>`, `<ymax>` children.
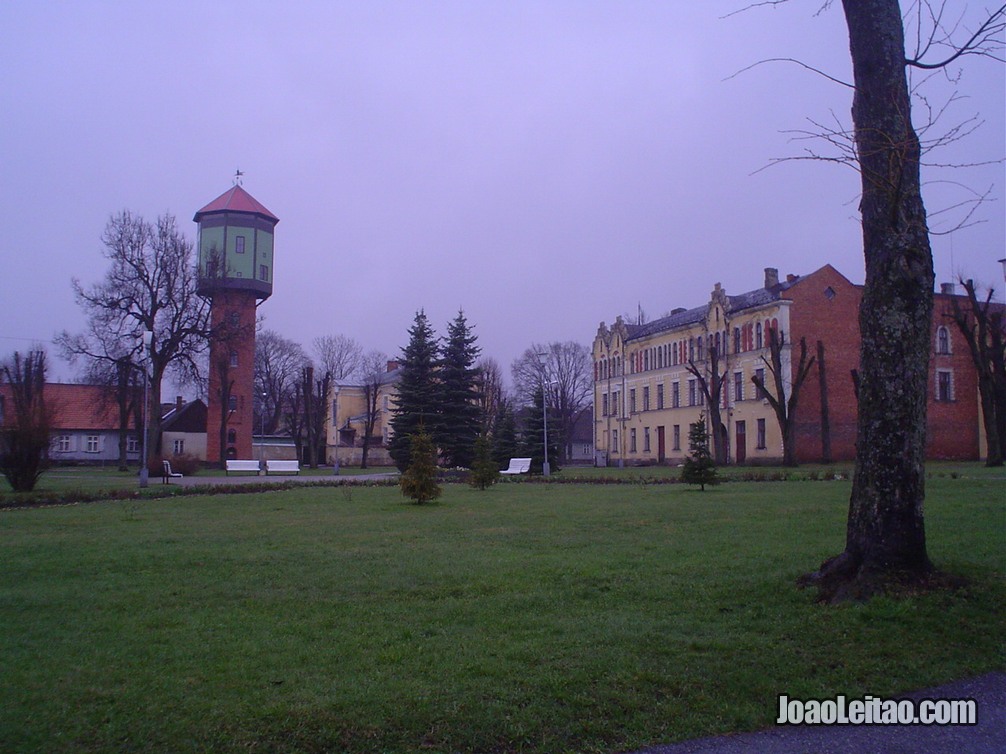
<box><xmin>686</xmin><ymin>346</ymin><xmax>729</xmax><ymax>464</ymax></box>
<box><xmin>511</xmin><ymin>341</ymin><xmax>592</xmax><ymax>462</ymax></box>
<box><xmin>0</xmin><ymin>351</ymin><xmax>54</xmax><ymax>492</ymax></box>
<box><xmin>61</xmin><ymin>211</ymin><xmax>211</xmax><ymax>454</ymax></box>
<box><xmin>947</xmin><ymin>278</ymin><xmax>1006</xmax><ymax>467</ymax></box>
<box><xmin>313</xmin><ymin>335</ymin><xmax>363</xmax><ymax>382</ymax></box>
<box><xmin>295</xmin><ymin>365</ymin><xmax>331</xmax><ymax>469</ymax></box>
<box><xmin>254</xmin><ymin>330</ymin><xmax>306</xmax><ymax>435</ymax></box>
<box><xmin>359</xmin><ymin>350</ymin><xmax>390</xmax><ymax>469</ymax></box>
<box><xmin>475</xmin><ymin>356</ymin><xmax>507</xmax><ymax>435</ymax></box>
<box><xmin>750</xmin><ymin>330</ymin><xmax>816</xmax><ymax>467</ymax></box>
<box><xmin>792</xmin><ymin>1</ymin><xmax>1006</xmax><ymax>601</ymax></box>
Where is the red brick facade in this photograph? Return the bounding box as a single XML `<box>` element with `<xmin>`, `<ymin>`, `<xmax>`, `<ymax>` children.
<box><xmin>785</xmin><ymin>267</ymin><xmax>981</xmax><ymax>462</ymax></box>
<box><xmin>205</xmin><ymin>290</ymin><xmax>258</xmax><ymax>464</ymax></box>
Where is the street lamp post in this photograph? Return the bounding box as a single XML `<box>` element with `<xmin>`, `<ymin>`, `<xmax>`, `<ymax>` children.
<box><xmin>259</xmin><ymin>391</ymin><xmax>267</xmax><ymax>461</ymax></box>
<box><xmin>535</xmin><ymin>351</ymin><xmax>559</xmax><ymax>477</ymax></box>
<box><xmin>542</xmin><ymin>387</ymin><xmax>550</xmax><ymax>477</ymax></box>
<box><xmin>138</xmin><ymin>330</ymin><xmax>153</xmax><ymax>489</ymax></box>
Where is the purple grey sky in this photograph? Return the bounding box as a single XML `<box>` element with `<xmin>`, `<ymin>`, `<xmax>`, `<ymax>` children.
<box><xmin>2</xmin><ymin>2</ymin><xmax>1003</xmax><ymax>388</ymax></box>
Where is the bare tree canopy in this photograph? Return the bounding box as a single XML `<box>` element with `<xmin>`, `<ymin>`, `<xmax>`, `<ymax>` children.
<box><xmin>313</xmin><ymin>334</ymin><xmax>363</xmax><ymax>382</ymax></box>
<box><xmin>255</xmin><ymin>329</ymin><xmax>307</xmax><ymax>435</ymax></box>
<box><xmin>734</xmin><ymin>2</ymin><xmax>1005</xmax><ymax>237</ymax></box>
<box><xmin>58</xmin><ymin>211</ymin><xmax>211</xmax><ymax>452</ymax></box>
<box><xmin>475</xmin><ymin>357</ymin><xmax>508</xmax><ymax>435</ymax></box>
<box><xmin>511</xmin><ymin>341</ymin><xmax>592</xmax><ymax>461</ymax></box>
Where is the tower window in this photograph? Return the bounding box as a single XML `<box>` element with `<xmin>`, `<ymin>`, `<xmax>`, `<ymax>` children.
<box><xmin>259</xmin><ymin>265</ymin><xmax>270</xmax><ymax>282</ymax></box>
<box><xmin>235</xmin><ymin>235</ymin><xmax>246</xmax><ymax>254</ymax></box>
<box><xmin>228</xmin><ymin>396</ymin><xmax>238</xmax><ymax>411</ymax></box>
<box><xmin>229</xmin><ymin>351</ymin><xmax>238</xmax><ymax>368</ymax></box>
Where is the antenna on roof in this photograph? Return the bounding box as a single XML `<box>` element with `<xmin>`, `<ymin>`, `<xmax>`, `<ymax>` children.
<box><xmin>233</xmin><ymin>169</ymin><xmax>244</xmax><ymax>186</ymax></box>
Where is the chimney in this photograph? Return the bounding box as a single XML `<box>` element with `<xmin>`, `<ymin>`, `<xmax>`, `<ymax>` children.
<box><xmin>764</xmin><ymin>267</ymin><xmax>779</xmax><ymax>289</ymax></box>
<box><xmin>786</xmin><ymin>274</ymin><xmax>798</xmax><ymax>284</ymax></box>
<box><xmin>176</xmin><ymin>396</ymin><xmax>184</xmax><ymax>412</ymax></box>
<box><xmin>386</xmin><ymin>360</ymin><xmax>400</xmax><ymax>373</ymax></box>
<box><xmin>940</xmin><ymin>282</ymin><xmax>956</xmax><ymax>295</ymax></box>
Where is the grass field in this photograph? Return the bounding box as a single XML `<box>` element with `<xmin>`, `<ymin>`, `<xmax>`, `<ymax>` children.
<box><xmin>1</xmin><ymin>474</ymin><xmax>1003</xmax><ymax>753</ymax></box>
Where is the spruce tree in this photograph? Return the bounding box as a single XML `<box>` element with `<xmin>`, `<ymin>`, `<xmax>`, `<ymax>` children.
<box><xmin>438</xmin><ymin>310</ymin><xmax>482</xmax><ymax>468</ymax></box>
<box><xmin>399</xmin><ymin>428</ymin><xmax>441</xmax><ymax>504</ymax></box>
<box><xmin>469</xmin><ymin>433</ymin><xmax>499</xmax><ymax>490</ymax></box>
<box><xmin>681</xmin><ymin>415</ymin><xmax>719</xmax><ymax>490</ymax></box>
<box><xmin>389</xmin><ymin>311</ymin><xmax>440</xmax><ymax>471</ymax></box>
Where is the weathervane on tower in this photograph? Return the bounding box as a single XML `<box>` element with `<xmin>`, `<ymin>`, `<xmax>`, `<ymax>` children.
<box><xmin>233</xmin><ymin>169</ymin><xmax>244</xmax><ymax>186</ymax></box>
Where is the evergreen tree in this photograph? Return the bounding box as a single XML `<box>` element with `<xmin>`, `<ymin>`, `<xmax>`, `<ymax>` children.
<box><xmin>491</xmin><ymin>401</ymin><xmax>518</xmax><ymax>469</ymax></box>
<box><xmin>438</xmin><ymin>310</ymin><xmax>482</xmax><ymax>468</ymax></box>
<box><xmin>681</xmin><ymin>415</ymin><xmax>719</xmax><ymax>490</ymax></box>
<box><xmin>400</xmin><ymin>428</ymin><xmax>441</xmax><ymax>505</ymax></box>
<box><xmin>389</xmin><ymin>311</ymin><xmax>441</xmax><ymax>471</ymax></box>
<box><xmin>469</xmin><ymin>433</ymin><xmax>499</xmax><ymax>490</ymax></box>
<box><xmin>520</xmin><ymin>386</ymin><xmax>560</xmax><ymax>475</ymax></box>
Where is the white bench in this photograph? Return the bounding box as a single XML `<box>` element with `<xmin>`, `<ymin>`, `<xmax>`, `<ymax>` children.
<box><xmin>500</xmin><ymin>457</ymin><xmax>532</xmax><ymax>475</ymax></box>
<box><xmin>265</xmin><ymin>459</ymin><xmax>300</xmax><ymax>475</ymax></box>
<box><xmin>162</xmin><ymin>460</ymin><xmax>183</xmax><ymax>484</ymax></box>
<box><xmin>226</xmin><ymin>460</ymin><xmax>261</xmax><ymax>475</ymax></box>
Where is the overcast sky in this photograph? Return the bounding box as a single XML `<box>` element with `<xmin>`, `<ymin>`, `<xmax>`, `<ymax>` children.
<box><xmin>2</xmin><ymin>1</ymin><xmax>1003</xmax><ymax>389</ymax></box>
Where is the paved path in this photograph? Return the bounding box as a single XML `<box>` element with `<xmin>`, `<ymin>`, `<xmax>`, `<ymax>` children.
<box><xmin>628</xmin><ymin>672</ymin><xmax>1005</xmax><ymax>754</ymax></box>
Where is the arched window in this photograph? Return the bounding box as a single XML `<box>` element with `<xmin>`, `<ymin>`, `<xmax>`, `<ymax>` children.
<box><xmin>936</xmin><ymin>327</ymin><xmax>950</xmax><ymax>355</ymax></box>
<box><xmin>227</xmin><ymin>429</ymin><xmax>237</xmax><ymax>444</ymax></box>
<box><xmin>756</xmin><ymin>322</ymin><xmax>763</xmax><ymax>349</ymax></box>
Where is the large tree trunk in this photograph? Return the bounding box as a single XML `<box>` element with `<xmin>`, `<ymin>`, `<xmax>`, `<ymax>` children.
<box><xmin>804</xmin><ymin>1</ymin><xmax>934</xmax><ymax>601</ymax></box>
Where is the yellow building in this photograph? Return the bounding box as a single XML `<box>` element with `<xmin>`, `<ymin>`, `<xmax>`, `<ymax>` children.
<box><xmin>593</xmin><ymin>267</ymin><xmax>826</xmax><ymax>466</ymax></box>
<box><xmin>325</xmin><ymin>362</ymin><xmax>401</xmax><ymax>466</ymax></box>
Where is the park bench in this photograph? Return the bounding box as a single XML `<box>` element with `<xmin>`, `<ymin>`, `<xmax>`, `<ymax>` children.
<box><xmin>265</xmin><ymin>459</ymin><xmax>300</xmax><ymax>475</ymax></box>
<box><xmin>226</xmin><ymin>460</ymin><xmax>261</xmax><ymax>475</ymax></box>
<box><xmin>500</xmin><ymin>457</ymin><xmax>532</xmax><ymax>475</ymax></box>
<box><xmin>162</xmin><ymin>460</ymin><xmax>183</xmax><ymax>484</ymax></box>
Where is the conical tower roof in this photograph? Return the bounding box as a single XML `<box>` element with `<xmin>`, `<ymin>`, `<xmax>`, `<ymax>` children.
<box><xmin>193</xmin><ymin>185</ymin><xmax>278</xmax><ymax>224</ymax></box>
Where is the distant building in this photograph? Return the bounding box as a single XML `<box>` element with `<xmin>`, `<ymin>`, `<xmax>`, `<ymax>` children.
<box><xmin>592</xmin><ymin>265</ymin><xmax>985</xmax><ymax>465</ymax></box>
<box><xmin>160</xmin><ymin>397</ymin><xmax>208</xmax><ymax>460</ymax></box>
<box><xmin>0</xmin><ymin>384</ymin><xmax>207</xmax><ymax>463</ymax></box>
<box><xmin>567</xmin><ymin>407</ymin><xmax>594</xmax><ymax>464</ymax></box>
<box><xmin>325</xmin><ymin>361</ymin><xmax>402</xmax><ymax>466</ymax></box>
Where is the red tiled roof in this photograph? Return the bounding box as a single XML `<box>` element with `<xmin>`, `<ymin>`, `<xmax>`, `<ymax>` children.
<box><xmin>0</xmin><ymin>383</ymin><xmax>131</xmax><ymax>431</ymax></box>
<box><xmin>193</xmin><ymin>185</ymin><xmax>279</xmax><ymax>223</ymax></box>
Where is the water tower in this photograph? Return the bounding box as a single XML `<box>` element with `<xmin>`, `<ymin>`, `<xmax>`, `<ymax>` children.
<box><xmin>194</xmin><ymin>181</ymin><xmax>279</xmax><ymax>464</ymax></box>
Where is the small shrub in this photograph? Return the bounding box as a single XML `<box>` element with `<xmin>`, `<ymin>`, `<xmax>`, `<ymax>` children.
<box><xmin>469</xmin><ymin>435</ymin><xmax>500</xmax><ymax>491</ymax></box>
<box><xmin>400</xmin><ymin>429</ymin><xmax>441</xmax><ymax>505</ymax></box>
<box><xmin>681</xmin><ymin>416</ymin><xmax>719</xmax><ymax>491</ymax></box>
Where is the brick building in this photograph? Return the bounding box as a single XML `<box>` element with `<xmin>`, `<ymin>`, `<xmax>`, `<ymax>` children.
<box><xmin>592</xmin><ymin>264</ymin><xmax>984</xmax><ymax>465</ymax></box>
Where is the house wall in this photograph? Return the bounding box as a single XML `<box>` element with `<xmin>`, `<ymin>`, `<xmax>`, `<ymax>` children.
<box><xmin>325</xmin><ymin>378</ymin><xmax>399</xmax><ymax>466</ymax></box>
<box><xmin>162</xmin><ymin>431</ymin><xmax>207</xmax><ymax>461</ymax></box>
<box><xmin>49</xmin><ymin>430</ymin><xmax>137</xmax><ymax>464</ymax></box>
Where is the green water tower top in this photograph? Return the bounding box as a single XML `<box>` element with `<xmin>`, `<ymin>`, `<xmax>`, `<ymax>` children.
<box><xmin>194</xmin><ymin>184</ymin><xmax>279</xmax><ymax>300</ymax></box>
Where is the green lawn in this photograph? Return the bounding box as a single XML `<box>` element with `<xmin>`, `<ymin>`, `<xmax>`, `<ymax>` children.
<box><xmin>1</xmin><ymin>476</ymin><xmax>1003</xmax><ymax>753</ymax></box>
